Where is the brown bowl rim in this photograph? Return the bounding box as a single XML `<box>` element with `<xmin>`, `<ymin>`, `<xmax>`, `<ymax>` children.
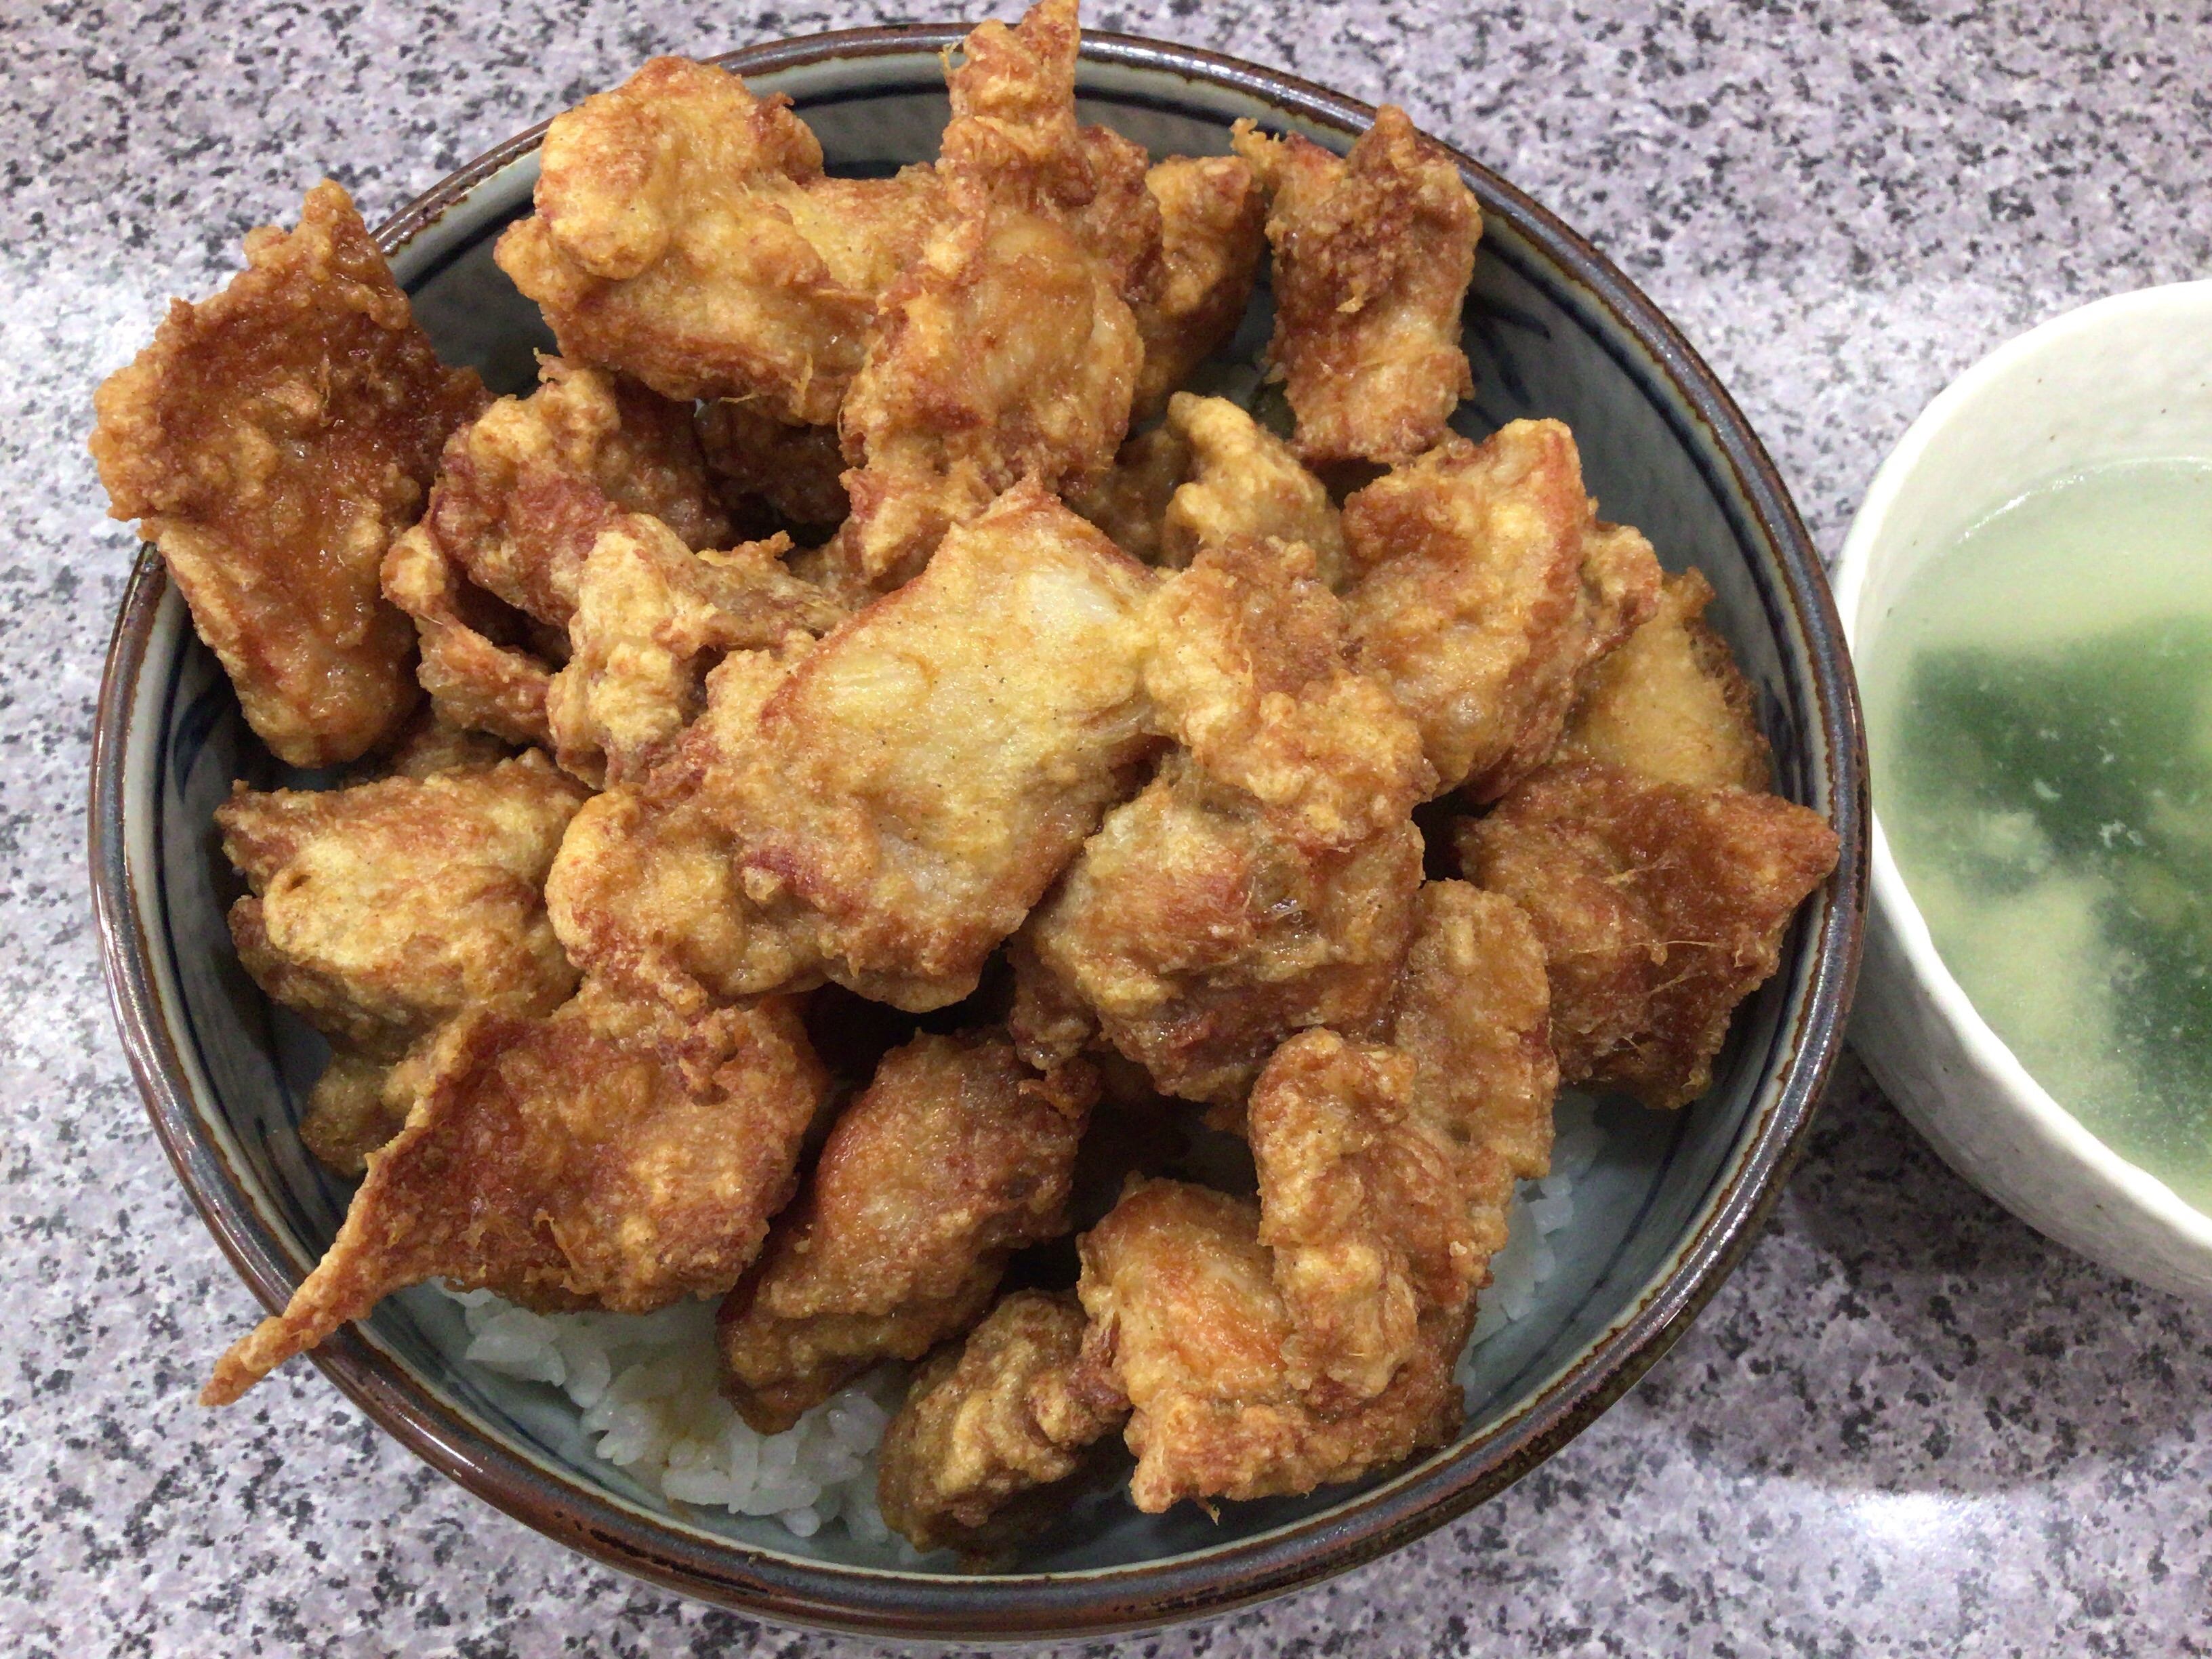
<box><xmin>89</xmin><ymin>21</ymin><xmax>1868</xmax><ymax>1643</ymax></box>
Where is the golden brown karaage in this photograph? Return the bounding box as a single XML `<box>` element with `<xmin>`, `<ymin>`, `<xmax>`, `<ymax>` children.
<box><xmin>550</xmin><ymin>481</ymin><xmax>1158</xmax><ymax>1013</ymax></box>
<box><xmin>544</xmin><ymin>513</ymin><xmax>846</xmax><ymax>787</ymax></box>
<box><xmin>202</xmin><ymin>986</ymin><xmax>826</xmax><ymax>1404</ymax></box>
<box><xmin>1130</xmin><ymin>157</ymin><xmax>1266</xmax><ymax>418</ymax></box>
<box><xmin>876</xmin><ymin>1289</ymin><xmax>1128</xmax><ymax>1558</ymax></box>
<box><xmin>495</xmin><ymin>56</ymin><xmax>942</xmax><ymax>422</ymax></box>
<box><xmin>218</xmin><ymin>750</ymin><xmax>589</xmax><ymax>1057</ymax></box>
<box><xmin>1076</xmin><ymin>1178</ymin><xmax>1466</xmax><ymax>1511</ymax></box>
<box><xmin>1458</xmin><ymin>759</ymin><xmax>1840</xmax><ymax>1109</ymax></box>
<box><xmin>1555</xmin><ymin>568</ymin><xmax>1771</xmax><ymax>792</ymax></box>
<box><xmin>719</xmin><ymin>1031</ymin><xmax>1095</xmax><ymax>1431</ymax></box>
<box><xmin>1342</xmin><ymin>418</ymin><xmax>1662</xmax><ymax>800</ymax></box>
<box><xmin>91</xmin><ymin>182</ymin><xmax>487</xmax><ymax>766</ymax></box>
<box><xmin>1232</xmin><ymin>107</ymin><xmax>1479</xmax><ymax>466</ymax></box>
<box><xmin>1016</xmin><ymin>538</ymin><xmax>1431</xmax><ymax>1102</ymax></box>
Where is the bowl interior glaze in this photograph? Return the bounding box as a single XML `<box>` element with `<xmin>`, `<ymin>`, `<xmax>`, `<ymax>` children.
<box><xmin>94</xmin><ymin>28</ymin><xmax>1864</xmax><ymax>1639</ymax></box>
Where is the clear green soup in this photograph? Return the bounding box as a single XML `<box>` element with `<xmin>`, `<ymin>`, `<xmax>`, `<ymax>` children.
<box><xmin>1865</xmin><ymin>458</ymin><xmax>2212</xmax><ymax>1213</ymax></box>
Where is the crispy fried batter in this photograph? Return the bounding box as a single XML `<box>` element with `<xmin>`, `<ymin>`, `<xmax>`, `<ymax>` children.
<box><xmin>696</xmin><ymin>399</ymin><xmax>851</xmax><ymax>530</ymax></box>
<box><xmin>1068</xmin><ymin>396</ymin><xmax>1344</xmax><ymax>581</ymax></box>
<box><xmin>1231</xmin><ymin>108</ymin><xmax>1479</xmax><ymax>466</ymax></box>
<box><xmin>877</xmin><ymin>1288</ymin><xmax>1128</xmax><ymax>1558</ymax></box>
<box><xmin>202</xmin><ymin>987</ymin><xmax>826</xmax><ymax>1404</ymax></box>
<box><xmin>495</xmin><ymin>57</ymin><xmax>943</xmax><ymax>422</ymax></box>
<box><xmin>380</xmin><ymin>358</ymin><xmax>739</xmax><ymax>745</ymax></box>
<box><xmin>219</xmin><ymin>751</ymin><xmax>589</xmax><ymax>1057</ymax></box>
<box><xmin>719</xmin><ymin>1033</ymin><xmax>1096</xmax><ymax>1432</ymax></box>
<box><xmin>548</xmin><ymin>482</ymin><xmax>1160</xmax><ymax>1013</ymax></box>
<box><xmin>825</xmin><ymin>194</ymin><xmax>1142</xmax><ymax>589</ymax></box>
<box><xmin>1342</xmin><ymin>419</ymin><xmax>1662</xmax><ymax>800</ymax></box>
<box><xmin>1076</xmin><ymin>1178</ymin><xmax>1465</xmax><ymax>1511</ymax></box>
<box><xmin>939</xmin><ymin>0</ymin><xmax>1162</xmax><ymax>303</ymax></box>
<box><xmin>426</xmin><ymin>356</ymin><xmax>731</xmax><ymax>630</ymax></box>
<box><xmin>1556</xmin><ymin>568</ymin><xmax>1770</xmax><ymax>792</ymax></box>
<box><xmin>1015</xmin><ymin>539</ymin><xmax>1429</xmax><ymax>1101</ymax></box>
<box><xmin>544</xmin><ymin>513</ymin><xmax>846</xmax><ymax>787</ymax></box>
<box><xmin>380</xmin><ymin>713</ymin><xmax>517</xmax><ymax>780</ymax></box>
<box><xmin>1130</xmin><ymin>156</ymin><xmax>1265</xmax><ymax>418</ymax></box>
<box><xmin>1387</xmin><ymin>882</ymin><xmax>1557</xmax><ymax>1256</ymax></box>
<box><xmin>1015</xmin><ymin>756</ymin><xmax>1423</xmax><ymax>1103</ymax></box>
<box><xmin>1158</xmin><ymin>396</ymin><xmax>1349</xmax><ymax>583</ymax></box>
<box><xmin>1244</xmin><ymin>881</ymin><xmax>1551</xmax><ymax>1401</ymax></box>
<box><xmin>1145</xmin><ymin>537</ymin><xmax>1433</xmax><ymax>842</ymax></box>
<box><xmin>1246</xmin><ymin>1031</ymin><xmax>1467</xmax><ymax>1401</ymax></box>
<box><xmin>91</xmin><ymin>181</ymin><xmax>487</xmax><ymax>765</ymax></box>
<box><xmin>298</xmin><ymin>1050</ymin><xmax>407</xmax><ymax>1178</ymax></box>
<box><xmin>380</xmin><ymin>523</ymin><xmax>559</xmax><ymax>746</ymax></box>
<box><xmin>1458</xmin><ymin>759</ymin><xmax>1840</xmax><ymax>1109</ymax></box>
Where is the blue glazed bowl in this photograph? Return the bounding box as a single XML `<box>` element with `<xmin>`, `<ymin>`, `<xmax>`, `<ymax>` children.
<box><xmin>90</xmin><ymin>25</ymin><xmax>1866</xmax><ymax>1642</ymax></box>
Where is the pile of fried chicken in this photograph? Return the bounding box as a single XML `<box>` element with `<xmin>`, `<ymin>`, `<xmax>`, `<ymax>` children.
<box><xmin>90</xmin><ymin>0</ymin><xmax>1838</xmax><ymax>1559</ymax></box>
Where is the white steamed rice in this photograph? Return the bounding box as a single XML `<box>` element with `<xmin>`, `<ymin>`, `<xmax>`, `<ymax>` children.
<box><xmin>440</xmin><ymin>1094</ymin><xmax>1606</xmax><ymax>1542</ymax></box>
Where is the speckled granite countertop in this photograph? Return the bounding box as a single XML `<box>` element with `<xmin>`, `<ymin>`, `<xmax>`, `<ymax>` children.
<box><xmin>5</xmin><ymin>2</ymin><xmax>2209</xmax><ymax>1654</ymax></box>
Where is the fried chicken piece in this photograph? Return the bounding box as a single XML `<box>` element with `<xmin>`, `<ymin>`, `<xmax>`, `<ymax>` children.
<box><xmin>202</xmin><ymin>987</ymin><xmax>827</xmax><ymax>1404</ymax></box>
<box><xmin>1458</xmin><ymin>760</ymin><xmax>1841</xmax><ymax>1109</ymax></box>
<box><xmin>696</xmin><ymin>399</ymin><xmax>851</xmax><ymax>531</ymax></box>
<box><xmin>1130</xmin><ymin>157</ymin><xmax>1266</xmax><ymax>419</ymax></box>
<box><xmin>719</xmin><ymin>1033</ymin><xmax>1097</xmax><ymax>1433</ymax></box>
<box><xmin>1015</xmin><ymin>539</ymin><xmax>1430</xmax><ymax>1101</ymax></box>
<box><xmin>1341</xmin><ymin>419</ymin><xmax>1662</xmax><ymax>801</ymax></box>
<box><xmin>1246</xmin><ymin>1031</ymin><xmax>1470</xmax><ymax>1403</ymax></box>
<box><xmin>1159</xmin><ymin>396</ymin><xmax>1348</xmax><ymax>583</ymax></box>
<box><xmin>1145</xmin><ymin>537</ymin><xmax>1432</xmax><ymax>842</ymax></box>
<box><xmin>1067</xmin><ymin>884</ymin><xmax>1549</xmax><ymax>1510</ymax></box>
<box><xmin>90</xmin><ymin>180</ymin><xmax>487</xmax><ymax>766</ymax></box>
<box><xmin>298</xmin><ymin>1050</ymin><xmax>407</xmax><ymax>1178</ymax></box>
<box><xmin>548</xmin><ymin>482</ymin><xmax>1159</xmax><ymax>1013</ymax></box>
<box><xmin>1231</xmin><ymin>107</ymin><xmax>1479</xmax><ymax>466</ymax></box>
<box><xmin>878</xmin><ymin>1289</ymin><xmax>1128</xmax><ymax>1558</ymax></box>
<box><xmin>1556</xmin><ymin>568</ymin><xmax>1770</xmax><ymax>792</ymax></box>
<box><xmin>495</xmin><ymin>57</ymin><xmax>943</xmax><ymax>422</ymax></box>
<box><xmin>1245</xmin><ymin>881</ymin><xmax>1555</xmax><ymax>1398</ymax></box>
<box><xmin>380</xmin><ymin>523</ymin><xmax>560</xmax><ymax>746</ymax></box>
<box><xmin>825</xmin><ymin>193</ymin><xmax>1142</xmax><ymax>589</ymax></box>
<box><xmin>426</xmin><ymin>356</ymin><xmax>732</xmax><ymax>630</ymax></box>
<box><xmin>937</xmin><ymin>0</ymin><xmax>1161</xmax><ymax>304</ymax></box>
<box><xmin>219</xmin><ymin>751</ymin><xmax>590</xmax><ymax>1057</ymax></box>
<box><xmin>1387</xmin><ymin>882</ymin><xmax>1557</xmax><ymax>1258</ymax></box>
<box><xmin>544</xmin><ymin>514</ymin><xmax>846</xmax><ymax>787</ymax></box>
<box><xmin>1076</xmin><ymin>1179</ymin><xmax>1465</xmax><ymax>1511</ymax></box>
<box><xmin>1015</xmin><ymin>756</ymin><xmax>1423</xmax><ymax>1105</ymax></box>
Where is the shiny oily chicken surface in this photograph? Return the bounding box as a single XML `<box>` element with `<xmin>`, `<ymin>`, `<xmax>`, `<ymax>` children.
<box><xmin>90</xmin><ymin>180</ymin><xmax>487</xmax><ymax>766</ymax></box>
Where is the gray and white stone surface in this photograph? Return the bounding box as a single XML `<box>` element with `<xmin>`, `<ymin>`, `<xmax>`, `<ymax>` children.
<box><xmin>5</xmin><ymin>1</ymin><xmax>2210</xmax><ymax>1653</ymax></box>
